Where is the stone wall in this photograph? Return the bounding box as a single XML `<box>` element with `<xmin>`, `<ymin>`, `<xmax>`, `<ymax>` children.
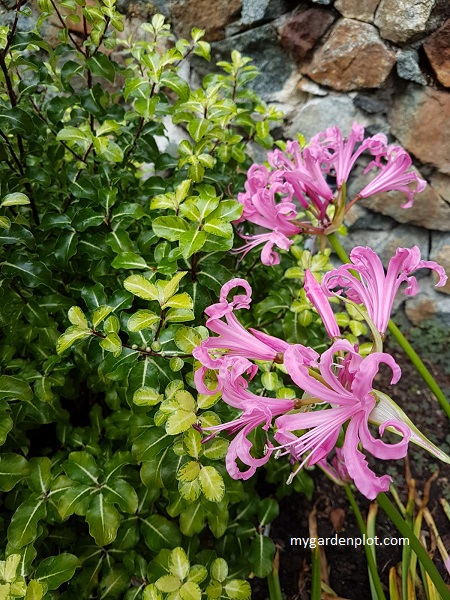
<box><xmin>4</xmin><ymin>0</ymin><xmax>450</xmax><ymax>326</ymax></box>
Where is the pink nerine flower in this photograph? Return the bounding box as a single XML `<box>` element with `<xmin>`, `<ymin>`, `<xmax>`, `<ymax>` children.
<box><xmin>193</xmin><ymin>278</ymin><xmax>291</xmax><ymax>392</ymax></box>
<box><xmin>304</xmin><ymin>269</ymin><xmax>340</xmax><ymax>339</ymax></box>
<box><xmin>359</xmin><ymin>145</ymin><xmax>426</xmax><ymax>208</ymax></box>
<box><xmin>275</xmin><ymin>340</ymin><xmax>411</xmax><ymax>500</ymax></box>
<box><xmin>322</xmin><ymin>246</ymin><xmax>448</xmax><ymax>334</ymax></box>
<box><xmin>201</xmin><ymin>370</ymin><xmax>295</xmax><ymax>480</ymax></box>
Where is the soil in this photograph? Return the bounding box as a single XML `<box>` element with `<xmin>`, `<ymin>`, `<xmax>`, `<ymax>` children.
<box><xmin>251</xmin><ymin>335</ymin><xmax>450</xmax><ymax>599</ymax></box>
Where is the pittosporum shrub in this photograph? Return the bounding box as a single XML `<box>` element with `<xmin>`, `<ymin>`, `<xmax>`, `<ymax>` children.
<box><xmin>0</xmin><ymin>3</ymin><xmax>306</xmax><ymax>597</ymax></box>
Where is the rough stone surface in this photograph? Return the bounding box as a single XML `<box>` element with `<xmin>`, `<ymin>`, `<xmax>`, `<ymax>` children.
<box><xmin>280</xmin><ymin>9</ymin><xmax>335</xmax><ymax>61</ymax></box>
<box><xmin>170</xmin><ymin>0</ymin><xmax>241</xmax><ymax>41</ymax></box>
<box><xmin>374</xmin><ymin>0</ymin><xmax>435</xmax><ymax>43</ymax></box>
<box><xmin>430</xmin><ymin>233</ymin><xmax>450</xmax><ymax>294</ymax></box>
<box><xmin>240</xmin><ymin>0</ymin><xmax>298</xmax><ymax>25</ymax></box>
<box><xmin>405</xmin><ymin>284</ymin><xmax>450</xmax><ymax>326</ymax></box>
<box><xmin>335</xmin><ymin>0</ymin><xmax>380</xmax><ymax>23</ymax></box>
<box><xmin>191</xmin><ymin>25</ymin><xmax>295</xmax><ymax>100</ymax></box>
<box><xmin>396</xmin><ymin>49</ymin><xmax>427</xmax><ymax>85</ymax></box>
<box><xmin>423</xmin><ymin>18</ymin><xmax>450</xmax><ymax>87</ymax></box>
<box><xmin>285</xmin><ymin>95</ymin><xmax>371</xmax><ymax>140</ymax></box>
<box><xmin>305</xmin><ymin>19</ymin><xmax>396</xmax><ymax>91</ymax></box>
<box><xmin>344</xmin><ymin>204</ymin><xmax>397</xmax><ymax>230</ymax></box>
<box><xmin>430</xmin><ymin>172</ymin><xmax>450</xmax><ymax>203</ymax></box>
<box><xmin>390</xmin><ymin>86</ymin><xmax>450</xmax><ymax>176</ymax></box>
<box><xmin>339</xmin><ymin>224</ymin><xmax>429</xmax><ymax>268</ymax></box>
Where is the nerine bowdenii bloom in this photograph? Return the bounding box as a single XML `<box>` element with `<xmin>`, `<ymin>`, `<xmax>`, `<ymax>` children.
<box><xmin>233</xmin><ymin>123</ymin><xmax>426</xmax><ymax>264</ymax></box>
<box><xmin>322</xmin><ymin>246</ymin><xmax>448</xmax><ymax>334</ymax></box>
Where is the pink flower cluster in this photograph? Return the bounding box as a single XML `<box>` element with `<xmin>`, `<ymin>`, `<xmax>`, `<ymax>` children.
<box><xmin>233</xmin><ymin>123</ymin><xmax>426</xmax><ymax>266</ymax></box>
<box><xmin>193</xmin><ymin>248</ymin><xmax>448</xmax><ymax>500</ymax></box>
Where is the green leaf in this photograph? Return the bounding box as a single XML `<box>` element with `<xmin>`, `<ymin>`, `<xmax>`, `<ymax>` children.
<box><xmin>93</xmin><ymin>137</ymin><xmax>124</xmax><ymax>162</ymax></box>
<box><xmin>56</xmin><ymin>326</ymin><xmax>91</xmax><ymax>354</ymax></box>
<box><xmin>1</xmin><ymin>192</ymin><xmax>30</xmax><ymax>207</ymax></box>
<box><xmin>199</xmin><ymin>466</ymin><xmax>224</xmax><ymax>502</ymax></box>
<box><xmin>180</xmin><ymin>581</ymin><xmax>201</xmax><ymax>600</ymax></box>
<box><xmin>86</xmin><ymin>52</ymin><xmax>115</xmax><ymax>82</ymax></box>
<box><xmin>203</xmin><ymin>219</ymin><xmax>233</xmax><ymax>239</ymax></box>
<box><xmin>208</xmin><ymin>200</ymin><xmax>243</xmax><ymax>222</ymax></box>
<box><xmin>156</xmin><ymin>575</ymin><xmax>181</xmax><ymax>593</ymax></box>
<box><xmin>64</xmin><ymin>451</ymin><xmax>99</xmax><ymax>484</ymax></box>
<box><xmin>257</xmin><ymin>498</ymin><xmax>279</xmax><ymax>526</ymax></box>
<box><xmin>177</xmin><ymin>461</ymin><xmax>200</xmax><ymax>483</ymax></box>
<box><xmin>165</xmin><ymin>308</ymin><xmax>195</xmax><ymax>323</ymax></box>
<box><xmin>133</xmin><ymin>387</ymin><xmax>162</xmax><ymax>407</ymax></box>
<box><xmin>165</xmin><ymin>410</ymin><xmax>196</xmax><ymax>435</ymax></box>
<box><xmin>25</xmin><ymin>580</ymin><xmax>45</xmax><ymax>600</ymax></box>
<box><xmin>0</xmin><ymin>454</ymin><xmax>30</xmax><ymax>492</ymax></box>
<box><xmin>152</xmin><ymin>216</ymin><xmax>189</xmax><ymax>242</ymax></box>
<box><xmin>179</xmin><ymin>503</ymin><xmax>205</xmax><ymax>537</ymax></box>
<box><xmin>248</xmin><ymin>535</ymin><xmax>275</xmax><ymax>578</ymax></box>
<box><xmin>174</xmin><ymin>327</ymin><xmax>201</xmax><ymax>353</ymax></box>
<box><xmin>0</xmin><ymin>375</ymin><xmax>32</xmax><ymax>402</ymax></box>
<box><xmin>141</xmin><ymin>515</ymin><xmax>182</xmax><ymax>552</ymax></box>
<box><xmin>224</xmin><ymin>580</ymin><xmax>251</xmax><ymax>600</ymax></box>
<box><xmin>0</xmin><ymin>216</ymin><xmax>11</xmax><ymax>229</ymax></box>
<box><xmin>127</xmin><ymin>309</ymin><xmax>160</xmax><ymax>332</ymax></box>
<box><xmin>2</xmin><ymin>254</ymin><xmax>52</xmax><ymax>288</ymax></box>
<box><xmin>34</xmin><ymin>554</ymin><xmax>80</xmax><ymax>591</ymax></box>
<box><xmin>0</xmin><ymin>107</ymin><xmax>34</xmax><ymax>135</ymax></box>
<box><xmin>210</xmin><ymin>558</ymin><xmax>228</xmax><ymax>583</ymax></box>
<box><xmin>7</xmin><ymin>497</ymin><xmax>47</xmax><ymax>549</ymax></box>
<box><xmin>103</xmin><ymin>479</ymin><xmax>138</xmax><ymax>513</ymax></box>
<box><xmin>178</xmin><ymin>478</ymin><xmax>201</xmax><ymax>502</ymax></box>
<box><xmin>202</xmin><ymin>438</ymin><xmax>229</xmax><ymax>460</ymax></box>
<box><xmin>160</xmin><ymin>71</ymin><xmax>190</xmax><ymax>101</ymax></box>
<box><xmin>169</xmin><ymin>547</ymin><xmax>190</xmax><ymax>580</ymax></box>
<box><xmin>56</xmin><ymin>126</ymin><xmax>92</xmax><ymax>148</ymax></box>
<box><xmin>124</xmin><ymin>275</ymin><xmax>160</xmax><ymax>301</ymax></box>
<box><xmin>180</xmin><ymin>229</ymin><xmax>207</xmax><ymax>259</ymax></box>
<box><xmin>68</xmin><ymin>306</ymin><xmax>88</xmax><ymax>329</ymax></box>
<box><xmin>92</xmin><ymin>305</ymin><xmax>114</xmax><ymax>328</ymax></box>
<box><xmin>162</xmin><ymin>292</ymin><xmax>193</xmax><ymax>310</ymax></box>
<box><xmin>112</xmin><ymin>252</ymin><xmax>149</xmax><ymax>270</ymax></box>
<box><xmin>100</xmin><ymin>332</ymin><xmax>122</xmax><ymax>356</ymax></box>
<box><xmin>86</xmin><ymin>493</ymin><xmax>121</xmax><ymax>546</ymax></box>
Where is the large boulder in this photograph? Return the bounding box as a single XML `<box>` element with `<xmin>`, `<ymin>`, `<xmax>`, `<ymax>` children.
<box><xmin>305</xmin><ymin>19</ymin><xmax>396</xmax><ymax>91</ymax></box>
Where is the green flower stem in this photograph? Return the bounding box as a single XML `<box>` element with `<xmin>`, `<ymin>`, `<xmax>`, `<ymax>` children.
<box><xmin>377</xmin><ymin>492</ymin><xmax>450</xmax><ymax>600</ymax></box>
<box><xmin>267</xmin><ymin>557</ymin><xmax>282</xmax><ymax>600</ymax></box>
<box><xmin>344</xmin><ymin>485</ymin><xmax>387</xmax><ymax>600</ymax></box>
<box><xmin>327</xmin><ymin>232</ymin><xmax>450</xmax><ymax>420</ymax></box>
<box><xmin>387</xmin><ymin>320</ymin><xmax>450</xmax><ymax>419</ymax></box>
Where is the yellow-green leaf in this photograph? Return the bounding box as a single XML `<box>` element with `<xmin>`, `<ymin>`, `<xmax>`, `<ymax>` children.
<box><xmin>199</xmin><ymin>466</ymin><xmax>224</xmax><ymax>502</ymax></box>
<box><xmin>68</xmin><ymin>306</ymin><xmax>88</xmax><ymax>329</ymax></box>
<box><xmin>177</xmin><ymin>461</ymin><xmax>200</xmax><ymax>483</ymax></box>
<box><xmin>124</xmin><ymin>275</ymin><xmax>160</xmax><ymax>301</ymax></box>
<box><xmin>166</xmin><ymin>410</ymin><xmax>197</xmax><ymax>435</ymax></box>
<box><xmin>56</xmin><ymin>326</ymin><xmax>91</xmax><ymax>354</ymax></box>
<box><xmin>127</xmin><ymin>309</ymin><xmax>159</xmax><ymax>332</ymax></box>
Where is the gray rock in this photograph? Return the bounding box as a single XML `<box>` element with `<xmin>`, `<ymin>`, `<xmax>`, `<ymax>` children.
<box><xmin>337</xmin><ymin>224</ymin><xmax>429</xmax><ymax>268</ymax></box>
<box><xmin>374</xmin><ymin>0</ymin><xmax>436</xmax><ymax>43</ymax></box>
<box><xmin>430</xmin><ymin>232</ymin><xmax>450</xmax><ymax>295</ymax></box>
<box><xmin>286</xmin><ymin>95</ymin><xmax>371</xmax><ymax>140</ymax></box>
<box><xmin>344</xmin><ymin>204</ymin><xmax>398</xmax><ymax>231</ymax></box>
<box><xmin>241</xmin><ymin>0</ymin><xmax>298</xmax><ymax>25</ymax></box>
<box><xmin>335</xmin><ymin>0</ymin><xmax>380</xmax><ymax>23</ymax></box>
<box><xmin>405</xmin><ymin>282</ymin><xmax>450</xmax><ymax>326</ymax></box>
<box><xmin>396</xmin><ymin>49</ymin><xmax>427</xmax><ymax>85</ymax></box>
<box><xmin>390</xmin><ymin>85</ymin><xmax>450</xmax><ymax>176</ymax></box>
<box><xmin>191</xmin><ymin>25</ymin><xmax>296</xmax><ymax>100</ymax></box>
